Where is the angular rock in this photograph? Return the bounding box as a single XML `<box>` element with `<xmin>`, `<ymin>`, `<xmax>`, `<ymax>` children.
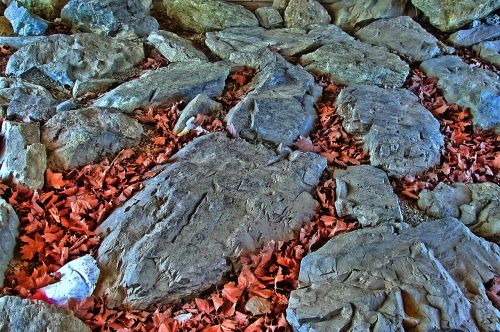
<box><xmin>6</xmin><ymin>33</ymin><xmax>144</xmax><ymax>88</ymax></box>
<box><xmin>72</xmin><ymin>78</ymin><xmax>117</xmax><ymax>98</ymax></box>
<box><xmin>97</xmin><ymin>133</ymin><xmax>326</xmax><ymax>309</ymax></box>
<box><xmin>474</xmin><ymin>39</ymin><xmax>500</xmax><ymax>67</ymax></box>
<box><xmin>334</xmin><ymin>165</ymin><xmax>402</xmax><ymax>227</ymax></box>
<box><xmin>147</xmin><ymin>30</ymin><xmax>208</xmax><ymax>63</ymax></box>
<box><xmin>165</xmin><ymin>0</ymin><xmax>258</xmax><ymax>33</ymax></box>
<box><xmin>448</xmin><ymin>24</ymin><xmax>500</xmax><ymax>47</ymax></box>
<box><xmin>0</xmin><ymin>16</ymin><xmax>13</xmax><ymax>36</ymax></box>
<box><xmin>288</xmin><ymin>218</ymin><xmax>500</xmax><ymax>332</ymax></box>
<box><xmin>283</xmin><ymin>0</ymin><xmax>331</xmax><ymax>28</ymax></box>
<box><xmin>173</xmin><ymin>93</ymin><xmax>223</xmax><ymax>135</ymax></box>
<box><xmin>41</xmin><ymin>108</ymin><xmax>143</xmax><ymax>170</ymax></box>
<box><xmin>61</xmin><ymin>0</ymin><xmax>159</xmax><ymax>37</ymax></box>
<box><xmin>356</xmin><ymin>16</ymin><xmax>450</xmax><ymax>62</ymax></box>
<box><xmin>273</xmin><ymin>0</ymin><xmax>289</xmax><ymax>13</ymax></box>
<box><xmin>5</xmin><ymin>0</ymin><xmax>48</xmax><ymax>36</ymax></box>
<box><xmin>0</xmin><ymin>296</ymin><xmax>91</xmax><ymax>332</ymax></box>
<box><xmin>420</xmin><ymin>55</ymin><xmax>500</xmax><ymax>131</ymax></box>
<box><xmin>255</xmin><ymin>7</ymin><xmax>283</xmax><ymax>29</ymax></box>
<box><xmin>15</xmin><ymin>0</ymin><xmax>67</xmax><ymax>20</ymax></box>
<box><xmin>0</xmin><ymin>35</ymin><xmax>42</xmax><ymax>48</ymax></box>
<box><xmin>93</xmin><ymin>61</ymin><xmax>230</xmax><ymax>113</ymax></box>
<box><xmin>411</xmin><ymin>0</ymin><xmax>500</xmax><ymax>32</ymax></box>
<box><xmin>336</xmin><ymin>85</ymin><xmax>443</xmax><ymax>177</ymax></box>
<box><xmin>0</xmin><ymin>121</ymin><xmax>46</xmax><ymax>190</ymax></box>
<box><xmin>0</xmin><ymin>199</ymin><xmax>19</xmax><ymax>289</ymax></box>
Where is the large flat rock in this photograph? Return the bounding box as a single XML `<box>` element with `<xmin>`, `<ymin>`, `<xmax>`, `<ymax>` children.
<box><xmin>0</xmin><ymin>199</ymin><xmax>19</xmax><ymax>289</ymax></box>
<box><xmin>448</xmin><ymin>24</ymin><xmax>500</xmax><ymax>47</ymax></box>
<box><xmin>147</xmin><ymin>30</ymin><xmax>208</xmax><ymax>63</ymax></box>
<box><xmin>335</xmin><ymin>85</ymin><xmax>444</xmax><ymax>177</ymax></box>
<box><xmin>96</xmin><ymin>133</ymin><xmax>326</xmax><ymax>309</ymax></box>
<box><xmin>474</xmin><ymin>40</ymin><xmax>500</xmax><ymax>67</ymax></box>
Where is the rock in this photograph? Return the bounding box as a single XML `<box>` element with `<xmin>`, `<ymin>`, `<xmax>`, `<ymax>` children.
<box><xmin>245</xmin><ymin>296</ymin><xmax>272</xmax><ymax>316</ymax></box>
<box><xmin>420</xmin><ymin>55</ymin><xmax>500</xmax><ymax>131</ymax></box>
<box><xmin>336</xmin><ymin>85</ymin><xmax>443</xmax><ymax>177</ymax></box>
<box><xmin>147</xmin><ymin>30</ymin><xmax>208</xmax><ymax>63</ymax></box>
<box><xmin>0</xmin><ymin>35</ymin><xmax>42</xmax><ymax>48</ymax></box>
<box><xmin>273</xmin><ymin>0</ymin><xmax>289</xmax><ymax>13</ymax></box>
<box><xmin>5</xmin><ymin>1</ymin><xmax>48</xmax><ymax>36</ymax></box>
<box><xmin>0</xmin><ymin>77</ymin><xmax>56</xmax><ymax>122</ymax></box>
<box><xmin>0</xmin><ymin>16</ymin><xmax>13</xmax><ymax>36</ymax></box>
<box><xmin>72</xmin><ymin>78</ymin><xmax>117</xmax><ymax>98</ymax></box>
<box><xmin>0</xmin><ymin>121</ymin><xmax>46</xmax><ymax>189</ymax></box>
<box><xmin>173</xmin><ymin>93</ymin><xmax>223</xmax><ymax>135</ymax></box>
<box><xmin>0</xmin><ymin>296</ymin><xmax>91</xmax><ymax>332</ymax></box>
<box><xmin>15</xmin><ymin>0</ymin><xmax>67</xmax><ymax>19</ymax></box>
<box><xmin>334</xmin><ymin>165</ymin><xmax>402</xmax><ymax>227</ymax></box>
<box><xmin>140</xmin><ymin>0</ymin><xmax>152</xmax><ymax>12</ymax></box>
<box><xmin>93</xmin><ymin>61</ymin><xmax>230</xmax><ymax>113</ymax></box>
<box><xmin>96</xmin><ymin>133</ymin><xmax>326</xmax><ymax>309</ymax></box>
<box><xmin>474</xmin><ymin>39</ymin><xmax>500</xmax><ymax>67</ymax></box>
<box><xmin>61</xmin><ymin>0</ymin><xmax>159</xmax><ymax>37</ymax></box>
<box><xmin>356</xmin><ymin>16</ymin><xmax>450</xmax><ymax>62</ymax></box>
<box><xmin>0</xmin><ymin>199</ymin><xmax>19</xmax><ymax>289</ymax></box>
<box><xmin>55</xmin><ymin>99</ymin><xmax>77</xmax><ymax>113</ymax></box>
<box><xmin>6</xmin><ymin>33</ymin><xmax>144</xmax><ymax>88</ymax></box>
<box><xmin>287</xmin><ymin>218</ymin><xmax>500</xmax><ymax>332</ymax></box>
<box><xmin>165</xmin><ymin>0</ymin><xmax>259</xmax><ymax>33</ymax></box>
<box><xmin>41</xmin><ymin>107</ymin><xmax>143</xmax><ymax>170</ymax></box>
<box><xmin>448</xmin><ymin>24</ymin><xmax>500</xmax><ymax>47</ymax></box>
<box><xmin>255</xmin><ymin>7</ymin><xmax>283</xmax><ymax>29</ymax></box>
<box><xmin>411</xmin><ymin>0</ymin><xmax>500</xmax><ymax>32</ymax></box>
<box><xmin>283</xmin><ymin>0</ymin><xmax>331</xmax><ymax>28</ymax></box>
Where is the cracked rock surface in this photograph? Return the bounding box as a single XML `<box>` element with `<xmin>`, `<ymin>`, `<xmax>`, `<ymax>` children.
<box><xmin>147</xmin><ymin>30</ymin><xmax>208</xmax><ymax>63</ymax></box>
<box><xmin>0</xmin><ymin>199</ymin><xmax>19</xmax><ymax>289</ymax></box>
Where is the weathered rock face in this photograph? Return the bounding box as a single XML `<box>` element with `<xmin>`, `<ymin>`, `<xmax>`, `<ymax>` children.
<box><xmin>6</xmin><ymin>33</ymin><xmax>144</xmax><ymax>88</ymax></box>
<box><xmin>255</xmin><ymin>7</ymin><xmax>283</xmax><ymax>29</ymax></box>
<box><xmin>287</xmin><ymin>218</ymin><xmax>500</xmax><ymax>332</ymax></box>
<box><xmin>0</xmin><ymin>35</ymin><xmax>42</xmax><ymax>49</ymax></box>
<box><xmin>0</xmin><ymin>121</ymin><xmax>46</xmax><ymax>190</ymax></box>
<box><xmin>336</xmin><ymin>85</ymin><xmax>443</xmax><ymax>177</ymax></box>
<box><xmin>93</xmin><ymin>62</ymin><xmax>230</xmax><ymax>113</ymax></box>
<box><xmin>448</xmin><ymin>24</ymin><xmax>500</xmax><ymax>47</ymax></box>
<box><xmin>173</xmin><ymin>93</ymin><xmax>223</xmax><ymax>135</ymax></box>
<box><xmin>5</xmin><ymin>1</ymin><xmax>48</xmax><ymax>36</ymax></box>
<box><xmin>41</xmin><ymin>108</ymin><xmax>143</xmax><ymax>170</ymax></box>
<box><xmin>147</xmin><ymin>30</ymin><xmax>208</xmax><ymax>63</ymax></box>
<box><xmin>71</xmin><ymin>78</ymin><xmax>117</xmax><ymax>98</ymax></box>
<box><xmin>356</xmin><ymin>16</ymin><xmax>449</xmax><ymax>62</ymax></box>
<box><xmin>283</xmin><ymin>0</ymin><xmax>331</xmax><ymax>28</ymax></box>
<box><xmin>474</xmin><ymin>40</ymin><xmax>500</xmax><ymax>67</ymax></box>
<box><xmin>15</xmin><ymin>0</ymin><xmax>68</xmax><ymax>19</ymax></box>
<box><xmin>0</xmin><ymin>199</ymin><xmax>19</xmax><ymax>289</ymax></box>
<box><xmin>97</xmin><ymin>133</ymin><xmax>326</xmax><ymax>309</ymax></box>
<box><xmin>61</xmin><ymin>0</ymin><xmax>159</xmax><ymax>37</ymax></box>
<box><xmin>0</xmin><ymin>296</ymin><xmax>91</xmax><ymax>332</ymax></box>
<box><xmin>411</xmin><ymin>0</ymin><xmax>500</xmax><ymax>32</ymax></box>
<box><xmin>420</xmin><ymin>55</ymin><xmax>500</xmax><ymax>131</ymax></box>
<box><xmin>334</xmin><ymin>165</ymin><xmax>402</xmax><ymax>227</ymax></box>
<box><xmin>165</xmin><ymin>0</ymin><xmax>258</xmax><ymax>33</ymax></box>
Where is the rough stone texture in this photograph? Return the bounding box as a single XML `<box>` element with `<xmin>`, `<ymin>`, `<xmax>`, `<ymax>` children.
<box><xmin>474</xmin><ymin>39</ymin><xmax>500</xmax><ymax>67</ymax></box>
<box><xmin>420</xmin><ymin>55</ymin><xmax>500</xmax><ymax>131</ymax></box>
<box><xmin>165</xmin><ymin>0</ymin><xmax>258</xmax><ymax>33</ymax></box>
<box><xmin>0</xmin><ymin>35</ymin><xmax>42</xmax><ymax>48</ymax></box>
<box><xmin>448</xmin><ymin>24</ymin><xmax>500</xmax><ymax>47</ymax></box>
<box><xmin>245</xmin><ymin>296</ymin><xmax>272</xmax><ymax>315</ymax></box>
<box><xmin>173</xmin><ymin>93</ymin><xmax>223</xmax><ymax>135</ymax></box>
<box><xmin>5</xmin><ymin>0</ymin><xmax>48</xmax><ymax>36</ymax></box>
<box><xmin>96</xmin><ymin>133</ymin><xmax>326</xmax><ymax>309</ymax></box>
<box><xmin>41</xmin><ymin>108</ymin><xmax>143</xmax><ymax>170</ymax></box>
<box><xmin>61</xmin><ymin>0</ymin><xmax>159</xmax><ymax>37</ymax></box>
<box><xmin>0</xmin><ymin>199</ymin><xmax>19</xmax><ymax>289</ymax></box>
<box><xmin>226</xmin><ymin>56</ymin><xmax>321</xmax><ymax>145</ymax></box>
<box><xmin>283</xmin><ymin>0</ymin><xmax>331</xmax><ymax>28</ymax></box>
<box><xmin>287</xmin><ymin>218</ymin><xmax>500</xmax><ymax>332</ymax></box>
<box><xmin>147</xmin><ymin>30</ymin><xmax>208</xmax><ymax>63</ymax></box>
<box><xmin>0</xmin><ymin>16</ymin><xmax>13</xmax><ymax>36</ymax></box>
<box><xmin>419</xmin><ymin>182</ymin><xmax>500</xmax><ymax>240</ymax></box>
<box><xmin>6</xmin><ymin>33</ymin><xmax>144</xmax><ymax>88</ymax></box>
<box><xmin>0</xmin><ymin>296</ymin><xmax>91</xmax><ymax>332</ymax></box>
<box><xmin>411</xmin><ymin>0</ymin><xmax>500</xmax><ymax>32</ymax></box>
<box><xmin>0</xmin><ymin>121</ymin><xmax>46</xmax><ymax>190</ymax></box>
<box><xmin>355</xmin><ymin>16</ymin><xmax>450</xmax><ymax>62</ymax></box>
<box><xmin>93</xmin><ymin>62</ymin><xmax>230</xmax><ymax>113</ymax></box>
<box><xmin>336</xmin><ymin>85</ymin><xmax>443</xmax><ymax>177</ymax></box>
<box><xmin>334</xmin><ymin>165</ymin><xmax>402</xmax><ymax>227</ymax></box>
<box><xmin>255</xmin><ymin>7</ymin><xmax>283</xmax><ymax>29</ymax></box>
<box><xmin>15</xmin><ymin>0</ymin><xmax>67</xmax><ymax>19</ymax></box>
<box><xmin>72</xmin><ymin>78</ymin><xmax>116</xmax><ymax>98</ymax></box>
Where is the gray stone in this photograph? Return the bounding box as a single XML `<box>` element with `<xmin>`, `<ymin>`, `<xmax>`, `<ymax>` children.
<box><xmin>474</xmin><ymin>39</ymin><xmax>500</xmax><ymax>67</ymax></box>
<box><xmin>5</xmin><ymin>1</ymin><xmax>48</xmax><ymax>36</ymax></box>
<box><xmin>165</xmin><ymin>0</ymin><xmax>258</xmax><ymax>33</ymax></box>
<box><xmin>273</xmin><ymin>0</ymin><xmax>289</xmax><ymax>13</ymax></box>
<box><xmin>173</xmin><ymin>93</ymin><xmax>223</xmax><ymax>135</ymax></box>
<box><xmin>420</xmin><ymin>55</ymin><xmax>500</xmax><ymax>131</ymax></box>
<box><xmin>96</xmin><ymin>133</ymin><xmax>326</xmax><ymax>309</ymax></box>
<box><xmin>56</xmin><ymin>99</ymin><xmax>77</xmax><ymax>113</ymax></box>
<box><xmin>448</xmin><ymin>24</ymin><xmax>500</xmax><ymax>47</ymax></box>
<box><xmin>288</xmin><ymin>218</ymin><xmax>500</xmax><ymax>332</ymax></box>
<box><xmin>0</xmin><ymin>296</ymin><xmax>91</xmax><ymax>332</ymax></box>
<box><xmin>41</xmin><ymin>108</ymin><xmax>143</xmax><ymax>170</ymax></box>
<box><xmin>334</xmin><ymin>165</ymin><xmax>402</xmax><ymax>227</ymax></box>
<box><xmin>61</xmin><ymin>0</ymin><xmax>159</xmax><ymax>37</ymax></box>
<box><xmin>6</xmin><ymin>33</ymin><xmax>144</xmax><ymax>88</ymax></box>
<box><xmin>0</xmin><ymin>121</ymin><xmax>46</xmax><ymax>190</ymax></box>
<box><xmin>255</xmin><ymin>7</ymin><xmax>283</xmax><ymax>29</ymax></box>
<box><xmin>356</xmin><ymin>16</ymin><xmax>450</xmax><ymax>62</ymax></box>
<box><xmin>336</xmin><ymin>85</ymin><xmax>443</xmax><ymax>177</ymax></box>
<box><xmin>283</xmin><ymin>0</ymin><xmax>331</xmax><ymax>28</ymax></box>
<box><xmin>0</xmin><ymin>35</ymin><xmax>42</xmax><ymax>49</ymax></box>
<box><xmin>72</xmin><ymin>78</ymin><xmax>117</xmax><ymax>98</ymax></box>
<box><xmin>0</xmin><ymin>199</ymin><xmax>19</xmax><ymax>289</ymax></box>
<box><xmin>147</xmin><ymin>30</ymin><xmax>208</xmax><ymax>63</ymax></box>
<box><xmin>93</xmin><ymin>61</ymin><xmax>230</xmax><ymax>113</ymax></box>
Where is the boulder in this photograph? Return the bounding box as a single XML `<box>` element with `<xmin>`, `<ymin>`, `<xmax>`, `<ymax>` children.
<box><xmin>420</xmin><ymin>55</ymin><xmax>500</xmax><ymax>131</ymax></box>
<box><xmin>147</xmin><ymin>30</ymin><xmax>208</xmax><ymax>63</ymax></box>
<box><xmin>72</xmin><ymin>78</ymin><xmax>117</xmax><ymax>98</ymax></box>
<box><xmin>0</xmin><ymin>199</ymin><xmax>19</xmax><ymax>289</ymax></box>
<box><xmin>61</xmin><ymin>0</ymin><xmax>159</xmax><ymax>37</ymax></box>
<box><xmin>5</xmin><ymin>0</ymin><xmax>48</xmax><ymax>36</ymax></box>
<box><xmin>272</xmin><ymin>0</ymin><xmax>289</xmax><ymax>13</ymax></box>
<box><xmin>165</xmin><ymin>0</ymin><xmax>258</xmax><ymax>33</ymax></box>
<box><xmin>0</xmin><ymin>296</ymin><xmax>91</xmax><ymax>332</ymax></box>
<box><xmin>0</xmin><ymin>121</ymin><xmax>46</xmax><ymax>190</ymax></box>
<box><xmin>93</xmin><ymin>61</ymin><xmax>230</xmax><ymax>113</ymax></box>
<box><xmin>283</xmin><ymin>0</ymin><xmax>331</xmax><ymax>28</ymax></box>
<box><xmin>474</xmin><ymin>39</ymin><xmax>500</xmax><ymax>67</ymax></box>
<box><xmin>0</xmin><ymin>16</ymin><xmax>13</xmax><ymax>36</ymax></box>
<box><xmin>96</xmin><ymin>133</ymin><xmax>326</xmax><ymax>309</ymax></box>
<box><xmin>14</xmin><ymin>0</ymin><xmax>68</xmax><ymax>20</ymax></box>
<box><xmin>41</xmin><ymin>108</ymin><xmax>143</xmax><ymax>170</ymax></box>
<box><xmin>6</xmin><ymin>33</ymin><xmax>144</xmax><ymax>88</ymax></box>
<box><xmin>336</xmin><ymin>85</ymin><xmax>443</xmax><ymax>177</ymax></box>
<box><xmin>0</xmin><ymin>35</ymin><xmax>42</xmax><ymax>48</ymax></box>
<box><xmin>173</xmin><ymin>93</ymin><xmax>223</xmax><ymax>135</ymax></box>
<box><xmin>255</xmin><ymin>7</ymin><xmax>283</xmax><ymax>29</ymax></box>
<box><xmin>448</xmin><ymin>24</ymin><xmax>500</xmax><ymax>47</ymax></box>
